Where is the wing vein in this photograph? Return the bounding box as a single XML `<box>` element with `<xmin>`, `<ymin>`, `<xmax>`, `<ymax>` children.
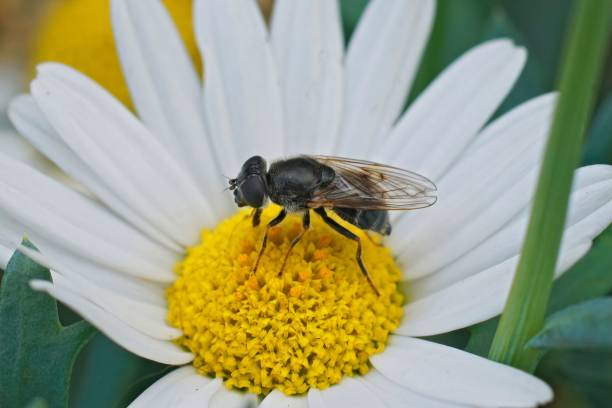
<box><xmin>307</xmin><ymin>155</ymin><xmax>437</xmax><ymax>210</ymax></box>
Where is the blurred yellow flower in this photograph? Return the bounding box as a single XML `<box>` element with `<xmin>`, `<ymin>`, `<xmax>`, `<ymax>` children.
<box><xmin>29</xmin><ymin>0</ymin><xmax>199</xmax><ymax>107</ymax></box>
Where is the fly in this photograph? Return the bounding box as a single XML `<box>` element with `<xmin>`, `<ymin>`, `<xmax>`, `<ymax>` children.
<box><xmin>228</xmin><ymin>155</ymin><xmax>437</xmax><ymax>295</ymax></box>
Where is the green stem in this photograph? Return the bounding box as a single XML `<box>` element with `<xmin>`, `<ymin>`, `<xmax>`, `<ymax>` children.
<box><xmin>488</xmin><ymin>0</ymin><xmax>612</xmax><ymax>371</ymax></box>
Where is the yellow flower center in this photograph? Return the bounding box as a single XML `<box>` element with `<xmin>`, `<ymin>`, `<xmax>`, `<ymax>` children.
<box><xmin>167</xmin><ymin>206</ymin><xmax>404</xmax><ymax>396</ymax></box>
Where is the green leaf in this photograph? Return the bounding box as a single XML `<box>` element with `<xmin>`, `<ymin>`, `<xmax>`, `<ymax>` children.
<box><xmin>488</xmin><ymin>0</ymin><xmax>612</xmax><ymax>371</ymax></box>
<box><xmin>70</xmin><ymin>334</ymin><xmax>166</xmax><ymax>408</ymax></box>
<box><xmin>537</xmin><ymin>350</ymin><xmax>612</xmax><ymax>408</ymax></box>
<box><xmin>583</xmin><ymin>93</ymin><xmax>612</xmax><ymax>165</ymax></box>
<box><xmin>529</xmin><ymin>298</ymin><xmax>612</xmax><ymax>350</ymax></box>
<box><xmin>549</xmin><ymin>225</ymin><xmax>612</xmax><ymax>314</ymax></box>
<box><xmin>0</xmin><ymin>242</ymin><xmax>96</xmax><ymax>408</ymax></box>
<box><xmin>548</xmin><ymin>350</ymin><xmax>612</xmax><ymax>385</ymax></box>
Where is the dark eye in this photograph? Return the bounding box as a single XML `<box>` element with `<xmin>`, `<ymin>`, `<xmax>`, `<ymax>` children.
<box><xmin>237</xmin><ymin>175</ymin><xmax>266</xmax><ymax>208</ymax></box>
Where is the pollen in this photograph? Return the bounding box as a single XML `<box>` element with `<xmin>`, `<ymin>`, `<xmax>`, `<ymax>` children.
<box><xmin>166</xmin><ymin>206</ymin><xmax>404</xmax><ymax>396</ymax></box>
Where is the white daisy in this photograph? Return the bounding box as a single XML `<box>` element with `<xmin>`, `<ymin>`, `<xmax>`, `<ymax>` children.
<box><xmin>2</xmin><ymin>0</ymin><xmax>611</xmax><ymax>407</ymax></box>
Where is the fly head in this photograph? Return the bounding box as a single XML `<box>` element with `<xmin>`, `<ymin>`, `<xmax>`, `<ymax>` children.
<box><xmin>229</xmin><ymin>156</ymin><xmax>268</xmax><ymax>208</ymax></box>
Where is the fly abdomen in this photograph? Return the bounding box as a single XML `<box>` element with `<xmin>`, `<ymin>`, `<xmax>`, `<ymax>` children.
<box><xmin>332</xmin><ymin>207</ymin><xmax>392</xmax><ymax>236</ymax></box>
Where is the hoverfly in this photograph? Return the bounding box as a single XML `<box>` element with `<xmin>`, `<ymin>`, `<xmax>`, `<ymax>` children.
<box><xmin>228</xmin><ymin>155</ymin><xmax>437</xmax><ymax>295</ymax></box>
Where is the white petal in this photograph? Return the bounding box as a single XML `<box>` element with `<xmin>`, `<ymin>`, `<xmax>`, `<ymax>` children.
<box><xmin>125</xmin><ymin>364</ymin><xmax>255</xmax><ymax>408</ymax></box>
<box><xmin>411</xmin><ymin>164</ymin><xmax>612</xmax><ymax>298</ymax></box>
<box><xmin>30</xmin><ymin>280</ymin><xmax>194</xmax><ymax>365</ymax></box>
<box><xmin>0</xmin><ymin>243</ymin><xmax>13</xmax><ymax>270</ymax></box>
<box><xmin>195</xmin><ymin>0</ymin><xmax>285</xmax><ymax>176</ymax></box>
<box><xmin>159</xmin><ymin>378</ymin><xmax>220</xmax><ymax>408</ymax></box>
<box><xmin>271</xmin><ymin>0</ymin><xmax>343</xmax><ymax>155</ymax></box>
<box><xmin>0</xmin><ymin>153</ymin><xmax>176</xmax><ymax>282</ymax></box>
<box><xmin>398</xmin><ymin>242</ymin><xmax>591</xmax><ymax>337</ymax></box>
<box><xmin>306</xmin><ymin>389</ymin><xmax>325</xmax><ymax>407</ymax></box>
<box><xmin>0</xmin><ymin>209</ymin><xmax>23</xmax><ymax>269</ymax></box>
<box><xmin>259</xmin><ymin>390</ymin><xmax>307</xmax><ymax>408</ymax></box>
<box><xmin>307</xmin><ymin>377</ymin><xmax>386</xmax><ymax>408</ymax></box>
<box><xmin>391</xmin><ymin>94</ymin><xmax>556</xmax><ymax>279</ymax></box>
<box><xmin>48</xmin><ymin>269</ymin><xmax>178</xmax><ymax>341</ymax></box>
<box><xmin>128</xmin><ymin>366</ymin><xmax>221</xmax><ymax>408</ymax></box>
<box><xmin>360</xmin><ymin>369</ymin><xmax>464</xmax><ymax>408</ymax></box>
<box><xmin>16</xmin><ymin>243</ymin><xmax>166</xmax><ymax>307</ymax></box>
<box><xmin>8</xmin><ymin>94</ymin><xmax>182</xmax><ymax>252</ymax></box>
<box><xmin>128</xmin><ymin>366</ymin><xmax>195</xmax><ymax>407</ymax></box>
<box><xmin>378</xmin><ymin>39</ymin><xmax>526</xmax><ymax>181</ymax></box>
<box><xmin>110</xmin><ymin>0</ymin><xmax>231</xmax><ymax>218</ymax></box>
<box><xmin>371</xmin><ymin>336</ymin><xmax>552</xmax><ymax>407</ymax></box>
<box><xmin>0</xmin><ymin>127</ymin><xmax>52</xmax><ymax>173</ymax></box>
<box><xmin>336</xmin><ymin>0</ymin><xmax>435</xmax><ymax>157</ymax></box>
<box><xmin>209</xmin><ymin>388</ymin><xmax>257</xmax><ymax>408</ymax></box>
<box><xmin>31</xmin><ymin>64</ymin><xmax>214</xmax><ymax>246</ymax></box>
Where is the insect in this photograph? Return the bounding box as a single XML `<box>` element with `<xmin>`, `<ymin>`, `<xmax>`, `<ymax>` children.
<box><xmin>228</xmin><ymin>155</ymin><xmax>437</xmax><ymax>295</ymax></box>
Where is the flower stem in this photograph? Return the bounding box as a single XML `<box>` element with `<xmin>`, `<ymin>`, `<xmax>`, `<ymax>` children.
<box><xmin>488</xmin><ymin>0</ymin><xmax>612</xmax><ymax>372</ymax></box>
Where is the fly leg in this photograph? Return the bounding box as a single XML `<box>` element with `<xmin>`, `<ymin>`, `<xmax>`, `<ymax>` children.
<box><xmin>252</xmin><ymin>208</ymin><xmax>287</xmax><ymax>274</ymax></box>
<box><xmin>278</xmin><ymin>211</ymin><xmax>310</xmax><ymax>276</ymax></box>
<box><xmin>314</xmin><ymin>208</ymin><xmax>381</xmax><ymax>296</ymax></box>
<box><xmin>252</xmin><ymin>207</ymin><xmax>263</xmax><ymax>227</ymax></box>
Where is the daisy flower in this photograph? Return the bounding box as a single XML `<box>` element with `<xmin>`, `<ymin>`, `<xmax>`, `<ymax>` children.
<box><xmin>2</xmin><ymin>0</ymin><xmax>611</xmax><ymax>407</ymax></box>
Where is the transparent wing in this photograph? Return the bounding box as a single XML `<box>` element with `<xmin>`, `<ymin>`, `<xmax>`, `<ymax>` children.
<box><xmin>307</xmin><ymin>155</ymin><xmax>437</xmax><ymax>210</ymax></box>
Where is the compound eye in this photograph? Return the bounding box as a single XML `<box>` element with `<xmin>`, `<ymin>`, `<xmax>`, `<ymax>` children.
<box><xmin>233</xmin><ymin>189</ymin><xmax>246</xmax><ymax>207</ymax></box>
<box><xmin>239</xmin><ymin>175</ymin><xmax>266</xmax><ymax>208</ymax></box>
